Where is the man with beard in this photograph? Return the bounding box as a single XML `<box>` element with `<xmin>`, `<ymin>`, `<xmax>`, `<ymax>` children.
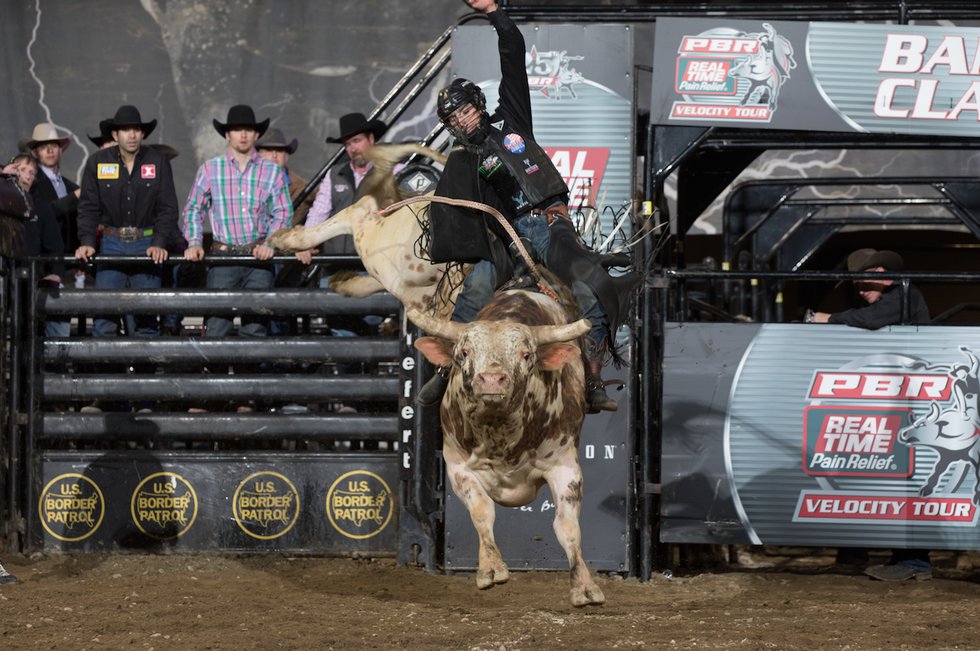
<box><xmin>76</xmin><ymin>105</ymin><xmax>179</xmax><ymax>338</ymax></box>
<box><xmin>417</xmin><ymin>0</ymin><xmax>637</xmax><ymax>413</ymax></box>
<box><xmin>304</xmin><ymin>112</ymin><xmax>389</xmax><ymax>256</ymax></box>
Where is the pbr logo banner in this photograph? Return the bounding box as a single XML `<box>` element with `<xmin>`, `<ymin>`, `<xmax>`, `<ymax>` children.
<box><xmin>661</xmin><ymin>323</ymin><xmax>980</xmax><ymax>549</ymax></box>
<box><xmin>453</xmin><ymin>23</ymin><xmax>632</xmax><ymax>215</ymax></box>
<box><xmin>652</xmin><ymin>17</ymin><xmax>980</xmax><ymax>137</ymax></box>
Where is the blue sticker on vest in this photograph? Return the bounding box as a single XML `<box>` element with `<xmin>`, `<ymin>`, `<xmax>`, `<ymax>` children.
<box><xmin>503</xmin><ymin>133</ymin><xmax>526</xmax><ymax>154</ymax></box>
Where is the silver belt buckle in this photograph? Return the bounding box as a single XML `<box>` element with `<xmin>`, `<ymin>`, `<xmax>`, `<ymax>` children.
<box><xmin>118</xmin><ymin>226</ymin><xmax>140</xmax><ymax>242</ymax></box>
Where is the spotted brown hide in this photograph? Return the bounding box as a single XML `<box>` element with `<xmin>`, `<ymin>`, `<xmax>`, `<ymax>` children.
<box><xmin>266</xmin><ymin>143</ymin><xmax>461</xmax><ymax>318</ymax></box>
<box><xmin>408</xmin><ymin>289</ymin><xmax>606</xmax><ymax>607</ymax></box>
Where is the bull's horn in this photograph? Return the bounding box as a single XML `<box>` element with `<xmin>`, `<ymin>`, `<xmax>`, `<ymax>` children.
<box><xmin>532</xmin><ymin>318</ymin><xmax>591</xmax><ymax>345</ymax></box>
<box><xmin>406</xmin><ymin>308</ymin><xmax>464</xmax><ymax>342</ymax></box>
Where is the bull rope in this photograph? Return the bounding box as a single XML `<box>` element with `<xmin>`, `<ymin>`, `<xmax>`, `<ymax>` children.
<box><xmin>379</xmin><ymin>195</ymin><xmax>560</xmax><ymax>301</ymax></box>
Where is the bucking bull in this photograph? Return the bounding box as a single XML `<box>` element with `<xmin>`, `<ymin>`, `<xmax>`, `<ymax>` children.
<box><xmin>268</xmin><ymin>144</ymin><xmax>607</xmax><ymax>606</ymax></box>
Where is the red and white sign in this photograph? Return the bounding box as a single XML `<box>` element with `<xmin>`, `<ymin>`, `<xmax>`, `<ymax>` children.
<box><xmin>795</xmin><ymin>492</ymin><xmax>977</xmax><ymax>524</ymax></box>
<box><xmin>808</xmin><ymin>372</ymin><xmax>951</xmax><ymax>401</ymax></box>
<box><xmin>545</xmin><ymin>147</ymin><xmax>609</xmax><ymax>209</ymax></box>
<box><xmin>140</xmin><ymin>164</ymin><xmax>156</xmax><ymax>179</ymax></box>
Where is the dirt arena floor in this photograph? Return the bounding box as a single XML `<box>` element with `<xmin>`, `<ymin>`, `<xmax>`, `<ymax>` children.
<box><xmin>1</xmin><ymin>548</ymin><xmax>979</xmax><ymax>650</ymax></box>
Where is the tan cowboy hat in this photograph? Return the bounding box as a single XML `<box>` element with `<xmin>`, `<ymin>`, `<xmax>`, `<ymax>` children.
<box><xmin>26</xmin><ymin>123</ymin><xmax>70</xmax><ymax>151</ymax></box>
<box><xmin>255</xmin><ymin>128</ymin><xmax>298</xmax><ymax>154</ymax></box>
<box><xmin>326</xmin><ymin>113</ymin><xmax>387</xmax><ymax>143</ymax></box>
<box><xmin>846</xmin><ymin>248</ymin><xmax>904</xmax><ymax>272</ymax></box>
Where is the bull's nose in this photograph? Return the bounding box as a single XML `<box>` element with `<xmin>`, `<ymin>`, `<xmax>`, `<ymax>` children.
<box><xmin>477</xmin><ymin>372</ymin><xmax>509</xmax><ymax>388</ymax></box>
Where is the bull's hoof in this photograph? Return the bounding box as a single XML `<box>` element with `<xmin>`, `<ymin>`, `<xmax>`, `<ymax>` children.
<box><xmin>326</xmin><ymin>269</ymin><xmax>361</xmax><ymax>292</ymax></box>
<box><xmin>475</xmin><ymin>566</ymin><xmax>509</xmax><ymax>589</ymax></box>
<box><xmin>570</xmin><ymin>583</ymin><xmax>606</xmax><ymax>607</ymax></box>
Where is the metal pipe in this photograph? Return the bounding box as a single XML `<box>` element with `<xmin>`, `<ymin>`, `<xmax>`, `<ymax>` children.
<box><xmin>43</xmin><ymin>375</ymin><xmax>400</xmax><ymax>402</ymax></box>
<box><xmin>44</xmin><ymin>338</ymin><xmax>401</xmax><ymax>364</ymax></box>
<box><xmin>40</xmin><ymin>413</ymin><xmax>399</xmax><ymax>440</ymax></box>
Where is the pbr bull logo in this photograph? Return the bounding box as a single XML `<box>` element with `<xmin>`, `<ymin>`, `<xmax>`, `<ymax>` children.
<box><xmin>900</xmin><ymin>346</ymin><xmax>980</xmax><ymax>504</ymax></box>
<box><xmin>795</xmin><ymin>347</ymin><xmax>980</xmax><ymax>525</ymax></box>
<box><xmin>525</xmin><ymin>45</ymin><xmax>586</xmax><ymax>101</ymax></box>
<box><xmin>670</xmin><ymin>23</ymin><xmax>796</xmax><ymax>123</ymax></box>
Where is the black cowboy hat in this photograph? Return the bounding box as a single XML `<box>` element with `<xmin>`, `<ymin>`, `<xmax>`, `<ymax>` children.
<box><xmin>88</xmin><ymin>119</ymin><xmax>114</xmax><ymax>148</ymax></box>
<box><xmin>213</xmin><ymin>105</ymin><xmax>270</xmax><ymax>137</ymax></box>
<box><xmin>102</xmin><ymin>105</ymin><xmax>157</xmax><ymax>138</ymax></box>
<box><xmin>326</xmin><ymin>112</ymin><xmax>387</xmax><ymax>144</ymax></box>
<box><xmin>846</xmin><ymin>248</ymin><xmax>904</xmax><ymax>272</ymax></box>
<box><xmin>255</xmin><ymin>128</ymin><xmax>298</xmax><ymax>154</ymax></box>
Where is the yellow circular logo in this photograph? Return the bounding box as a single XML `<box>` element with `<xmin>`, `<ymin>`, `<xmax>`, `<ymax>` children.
<box><xmin>232</xmin><ymin>471</ymin><xmax>300</xmax><ymax>540</ymax></box>
<box><xmin>38</xmin><ymin>473</ymin><xmax>104</xmax><ymax>542</ymax></box>
<box><xmin>130</xmin><ymin>472</ymin><xmax>198</xmax><ymax>540</ymax></box>
<box><xmin>326</xmin><ymin>470</ymin><xmax>394</xmax><ymax>539</ymax></box>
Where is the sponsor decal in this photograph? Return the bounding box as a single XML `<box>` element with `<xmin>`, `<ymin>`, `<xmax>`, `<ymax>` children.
<box><xmin>670</xmin><ymin>23</ymin><xmax>796</xmax><ymax>123</ymax></box>
<box><xmin>232</xmin><ymin>471</ymin><xmax>300</xmax><ymax>540</ymax></box>
<box><xmin>479</xmin><ymin>153</ymin><xmax>502</xmax><ymax>178</ymax></box>
<box><xmin>131</xmin><ymin>472</ymin><xmax>198</xmax><ymax>540</ymax></box>
<box><xmin>544</xmin><ymin>147</ymin><xmax>609</xmax><ymax>209</ymax></box>
<box><xmin>522</xmin><ymin>158</ymin><xmax>539</xmax><ymax>175</ymax></box>
<box><xmin>97</xmin><ymin>163</ymin><xmax>119</xmax><ymax>179</ymax></box>
<box><xmin>38</xmin><ymin>473</ymin><xmax>105</xmax><ymax>542</ymax></box>
<box><xmin>525</xmin><ymin>45</ymin><xmax>587</xmax><ymax>101</ymax></box>
<box><xmin>326</xmin><ymin>470</ymin><xmax>393</xmax><ymax>539</ymax></box>
<box><xmin>401</xmin><ymin>171</ymin><xmax>435</xmax><ymax>194</ymax></box>
<box><xmin>796</xmin><ymin>346</ymin><xmax>980</xmax><ymax>524</ymax></box>
<box><xmin>334</xmin><ymin>183</ymin><xmax>349</xmax><ymax>193</ymax></box>
<box><xmin>140</xmin><ymin>164</ymin><xmax>156</xmax><ymax>179</ymax></box>
<box><xmin>875</xmin><ymin>33</ymin><xmax>980</xmax><ymax>122</ymax></box>
<box><xmin>503</xmin><ymin>133</ymin><xmax>526</xmax><ymax>154</ymax></box>
<box><xmin>490</xmin><ymin>119</ymin><xmax>504</xmax><ymax>131</ymax></box>
<box><xmin>803</xmin><ymin>406</ymin><xmax>913</xmax><ymax>477</ymax></box>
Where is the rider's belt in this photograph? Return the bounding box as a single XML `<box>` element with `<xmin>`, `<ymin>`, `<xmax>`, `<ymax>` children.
<box><xmin>530</xmin><ymin>202</ymin><xmax>569</xmax><ymax>225</ymax></box>
<box><xmin>211</xmin><ymin>240</ymin><xmax>262</xmax><ymax>255</ymax></box>
<box><xmin>101</xmin><ymin>225</ymin><xmax>153</xmax><ymax>242</ymax></box>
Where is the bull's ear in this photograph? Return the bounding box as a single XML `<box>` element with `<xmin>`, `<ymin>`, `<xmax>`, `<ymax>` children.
<box><xmin>536</xmin><ymin>343</ymin><xmax>580</xmax><ymax>372</ymax></box>
<box><xmin>415</xmin><ymin>336</ymin><xmax>454</xmax><ymax>367</ymax></box>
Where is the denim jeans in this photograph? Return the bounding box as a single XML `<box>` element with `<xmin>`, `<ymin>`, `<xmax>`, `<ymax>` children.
<box><xmin>205</xmin><ymin>254</ymin><xmax>274</xmax><ymax>337</ymax></box>
<box><xmin>451</xmin><ymin>214</ymin><xmax>608</xmax><ymax>346</ymax></box>
<box><xmin>92</xmin><ymin>234</ymin><xmax>162</xmax><ymax>337</ymax></box>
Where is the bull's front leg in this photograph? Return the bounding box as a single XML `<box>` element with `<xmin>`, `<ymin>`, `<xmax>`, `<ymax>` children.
<box><xmin>445</xmin><ymin>452</ymin><xmax>509</xmax><ymax>589</ymax></box>
<box><xmin>545</xmin><ymin>455</ymin><xmax>605</xmax><ymax>607</ymax></box>
<box><xmin>920</xmin><ymin>454</ymin><xmax>956</xmax><ymax>497</ymax></box>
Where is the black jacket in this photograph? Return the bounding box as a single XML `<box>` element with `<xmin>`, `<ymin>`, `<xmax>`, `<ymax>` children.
<box><xmin>77</xmin><ymin>146</ymin><xmax>179</xmax><ymax>250</ymax></box>
<box><xmin>430</xmin><ymin>8</ymin><xmax>541</xmax><ymax>263</ymax></box>
<box><xmin>829</xmin><ymin>284</ymin><xmax>930</xmax><ymax>329</ymax></box>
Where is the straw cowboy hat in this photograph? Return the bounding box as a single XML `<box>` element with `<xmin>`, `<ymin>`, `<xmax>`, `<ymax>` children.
<box><xmin>255</xmin><ymin>128</ymin><xmax>298</xmax><ymax>154</ymax></box>
<box><xmin>100</xmin><ymin>105</ymin><xmax>157</xmax><ymax>138</ymax></box>
<box><xmin>846</xmin><ymin>248</ymin><xmax>904</xmax><ymax>272</ymax></box>
<box><xmin>212</xmin><ymin>105</ymin><xmax>270</xmax><ymax>137</ymax></box>
<box><xmin>326</xmin><ymin>112</ymin><xmax>387</xmax><ymax>143</ymax></box>
<box><xmin>25</xmin><ymin>123</ymin><xmax>70</xmax><ymax>151</ymax></box>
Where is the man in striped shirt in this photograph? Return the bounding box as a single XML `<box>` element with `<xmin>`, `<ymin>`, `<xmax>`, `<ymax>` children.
<box><xmin>182</xmin><ymin>104</ymin><xmax>295</xmax><ymax>337</ymax></box>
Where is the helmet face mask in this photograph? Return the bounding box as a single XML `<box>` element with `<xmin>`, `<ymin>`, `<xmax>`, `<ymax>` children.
<box><xmin>438</xmin><ymin>78</ymin><xmax>488</xmax><ymax>145</ymax></box>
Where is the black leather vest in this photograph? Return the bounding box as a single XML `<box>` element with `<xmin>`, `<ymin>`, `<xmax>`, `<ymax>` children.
<box><xmin>321</xmin><ymin>163</ymin><xmax>359</xmax><ymax>256</ymax></box>
<box><xmin>476</xmin><ymin>121</ymin><xmax>568</xmax><ymax>218</ymax></box>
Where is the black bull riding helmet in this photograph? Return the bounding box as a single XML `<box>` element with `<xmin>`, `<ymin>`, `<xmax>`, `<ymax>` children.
<box><xmin>437</xmin><ymin>78</ymin><xmax>488</xmax><ymax>142</ymax></box>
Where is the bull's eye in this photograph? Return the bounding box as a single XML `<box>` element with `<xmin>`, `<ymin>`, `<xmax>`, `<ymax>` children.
<box><xmin>460</xmin><ymin>347</ymin><xmax>470</xmax><ymax>359</ymax></box>
<box><xmin>521</xmin><ymin>350</ymin><xmax>531</xmax><ymax>361</ymax></box>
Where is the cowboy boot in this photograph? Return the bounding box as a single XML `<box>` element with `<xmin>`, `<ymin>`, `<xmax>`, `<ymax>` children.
<box><xmin>585</xmin><ymin>359</ymin><xmax>618</xmax><ymax>413</ymax></box>
<box><xmin>417</xmin><ymin>367</ymin><xmax>450</xmax><ymax>407</ymax></box>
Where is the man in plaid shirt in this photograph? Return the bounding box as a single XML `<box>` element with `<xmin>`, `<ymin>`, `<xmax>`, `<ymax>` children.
<box><xmin>182</xmin><ymin>105</ymin><xmax>296</xmax><ymax>337</ymax></box>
